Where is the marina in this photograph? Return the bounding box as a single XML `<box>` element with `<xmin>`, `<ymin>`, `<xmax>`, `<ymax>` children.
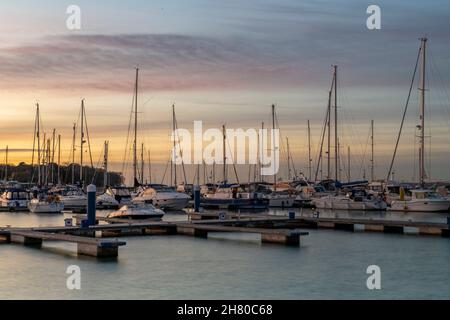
<box><xmin>0</xmin><ymin>0</ymin><xmax>450</xmax><ymax>302</ymax></box>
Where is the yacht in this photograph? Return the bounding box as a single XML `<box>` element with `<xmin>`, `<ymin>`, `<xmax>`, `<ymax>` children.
<box><xmin>312</xmin><ymin>189</ymin><xmax>387</xmax><ymax>211</ymax></box>
<box><xmin>28</xmin><ymin>194</ymin><xmax>64</xmax><ymax>214</ymax></box>
<box><xmin>201</xmin><ymin>184</ymin><xmax>268</xmax><ymax>210</ymax></box>
<box><xmin>390</xmin><ymin>189</ymin><xmax>450</xmax><ymax>212</ymax></box>
<box><xmin>96</xmin><ymin>192</ymin><xmax>120</xmax><ymax>210</ymax></box>
<box><xmin>105</xmin><ymin>186</ymin><xmax>133</xmax><ymax>205</ymax></box>
<box><xmin>106</xmin><ymin>203</ymin><xmax>165</xmax><ymax>220</ymax></box>
<box><xmin>132</xmin><ymin>184</ymin><xmax>191</xmax><ymax>210</ymax></box>
<box><xmin>49</xmin><ymin>185</ymin><xmax>86</xmax><ymax>210</ymax></box>
<box><xmin>0</xmin><ymin>188</ymin><xmax>29</xmax><ymax>211</ymax></box>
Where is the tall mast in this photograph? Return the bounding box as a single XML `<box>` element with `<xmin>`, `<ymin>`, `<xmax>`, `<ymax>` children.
<box><xmin>80</xmin><ymin>99</ymin><xmax>85</xmax><ymax>183</ymax></box>
<box><xmin>333</xmin><ymin>65</ymin><xmax>338</xmax><ymax>182</ymax></box>
<box><xmin>419</xmin><ymin>37</ymin><xmax>427</xmax><ymax>188</ymax></box>
<box><xmin>141</xmin><ymin>143</ymin><xmax>144</xmax><ymax>185</ymax></box>
<box><xmin>347</xmin><ymin>145</ymin><xmax>351</xmax><ymax>183</ymax></box>
<box><xmin>45</xmin><ymin>137</ymin><xmax>50</xmax><ymax>186</ymax></box>
<box><xmin>307</xmin><ymin>119</ymin><xmax>312</xmax><ymax>181</ymax></box>
<box><xmin>261</xmin><ymin>122</ymin><xmax>264</xmax><ymax>182</ymax></box>
<box><xmin>222</xmin><ymin>124</ymin><xmax>227</xmax><ymax>184</ymax></box>
<box><xmin>133</xmin><ymin>68</ymin><xmax>139</xmax><ymax>187</ymax></box>
<box><xmin>71</xmin><ymin>122</ymin><xmax>76</xmax><ymax>185</ymax></box>
<box><xmin>286</xmin><ymin>137</ymin><xmax>291</xmax><ymax>180</ymax></box>
<box><xmin>272</xmin><ymin>104</ymin><xmax>277</xmax><ymax>190</ymax></box>
<box><xmin>148</xmin><ymin>149</ymin><xmax>152</xmax><ymax>184</ymax></box>
<box><xmin>4</xmin><ymin>145</ymin><xmax>8</xmax><ymax>181</ymax></box>
<box><xmin>371</xmin><ymin>119</ymin><xmax>374</xmax><ymax>181</ymax></box>
<box><xmin>36</xmin><ymin>103</ymin><xmax>41</xmax><ymax>187</ymax></box>
<box><xmin>104</xmin><ymin>140</ymin><xmax>109</xmax><ymax>188</ymax></box>
<box><xmin>57</xmin><ymin>134</ymin><xmax>61</xmax><ymax>185</ymax></box>
<box><xmin>51</xmin><ymin>128</ymin><xmax>55</xmax><ymax>184</ymax></box>
<box><xmin>172</xmin><ymin>104</ymin><xmax>177</xmax><ymax>187</ymax></box>
<box><xmin>327</xmin><ymin>90</ymin><xmax>331</xmax><ymax>179</ymax></box>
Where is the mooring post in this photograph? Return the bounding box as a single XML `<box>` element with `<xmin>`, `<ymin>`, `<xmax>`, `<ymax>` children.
<box><xmin>87</xmin><ymin>184</ymin><xmax>97</xmax><ymax>226</ymax></box>
<box><xmin>194</xmin><ymin>185</ymin><xmax>200</xmax><ymax>212</ymax></box>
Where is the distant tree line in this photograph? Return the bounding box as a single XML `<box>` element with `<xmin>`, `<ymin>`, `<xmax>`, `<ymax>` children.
<box><xmin>0</xmin><ymin>162</ymin><xmax>123</xmax><ymax>187</ymax></box>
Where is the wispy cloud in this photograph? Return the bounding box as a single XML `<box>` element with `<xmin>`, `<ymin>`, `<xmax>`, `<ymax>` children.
<box><xmin>0</xmin><ymin>33</ymin><xmax>307</xmax><ymax>93</ymax></box>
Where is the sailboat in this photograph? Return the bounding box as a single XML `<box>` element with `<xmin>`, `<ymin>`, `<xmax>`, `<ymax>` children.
<box><xmin>389</xmin><ymin>38</ymin><xmax>450</xmax><ymax>212</ymax></box>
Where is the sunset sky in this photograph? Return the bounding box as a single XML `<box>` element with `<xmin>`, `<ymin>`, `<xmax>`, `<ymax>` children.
<box><xmin>0</xmin><ymin>0</ymin><xmax>450</xmax><ymax>184</ymax></box>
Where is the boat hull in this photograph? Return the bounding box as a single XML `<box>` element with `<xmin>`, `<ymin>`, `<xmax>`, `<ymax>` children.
<box><xmin>389</xmin><ymin>199</ymin><xmax>450</xmax><ymax>212</ymax></box>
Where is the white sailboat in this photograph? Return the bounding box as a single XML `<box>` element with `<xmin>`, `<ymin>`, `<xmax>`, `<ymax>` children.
<box><xmin>28</xmin><ymin>196</ymin><xmax>64</xmax><ymax>214</ymax></box>
<box><xmin>388</xmin><ymin>38</ymin><xmax>450</xmax><ymax>213</ymax></box>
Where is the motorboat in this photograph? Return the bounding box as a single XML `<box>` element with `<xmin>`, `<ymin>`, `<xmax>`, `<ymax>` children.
<box><xmin>105</xmin><ymin>186</ymin><xmax>133</xmax><ymax>205</ymax></box>
<box><xmin>312</xmin><ymin>189</ymin><xmax>387</xmax><ymax>210</ymax></box>
<box><xmin>132</xmin><ymin>184</ymin><xmax>191</xmax><ymax>210</ymax></box>
<box><xmin>106</xmin><ymin>203</ymin><xmax>165</xmax><ymax>220</ymax></box>
<box><xmin>389</xmin><ymin>189</ymin><xmax>450</xmax><ymax>212</ymax></box>
<box><xmin>96</xmin><ymin>192</ymin><xmax>120</xmax><ymax>209</ymax></box>
<box><xmin>28</xmin><ymin>195</ymin><xmax>64</xmax><ymax>214</ymax></box>
<box><xmin>201</xmin><ymin>184</ymin><xmax>268</xmax><ymax>210</ymax></box>
<box><xmin>0</xmin><ymin>188</ymin><xmax>29</xmax><ymax>211</ymax></box>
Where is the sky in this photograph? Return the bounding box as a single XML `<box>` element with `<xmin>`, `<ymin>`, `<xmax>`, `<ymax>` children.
<box><xmin>0</xmin><ymin>0</ymin><xmax>450</xmax><ymax>184</ymax></box>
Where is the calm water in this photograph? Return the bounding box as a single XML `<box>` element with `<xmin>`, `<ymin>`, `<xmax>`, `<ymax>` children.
<box><xmin>1</xmin><ymin>208</ymin><xmax>449</xmax><ymax>300</ymax></box>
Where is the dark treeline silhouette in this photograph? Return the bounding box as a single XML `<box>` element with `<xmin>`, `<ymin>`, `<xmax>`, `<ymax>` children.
<box><xmin>0</xmin><ymin>162</ymin><xmax>123</xmax><ymax>187</ymax></box>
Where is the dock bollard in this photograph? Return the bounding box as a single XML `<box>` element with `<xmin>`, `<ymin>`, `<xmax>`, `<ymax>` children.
<box><xmin>194</xmin><ymin>185</ymin><xmax>200</xmax><ymax>213</ymax></box>
<box><xmin>87</xmin><ymin>184</ymin><xmax>97</xmax><ymax>226</ymax></box>
<box><xmin>288</xmin><ymin>211</ymin><xmax>295</xmax><ymax>220</ymax></box>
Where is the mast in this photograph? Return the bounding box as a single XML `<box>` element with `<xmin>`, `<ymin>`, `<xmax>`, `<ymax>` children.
<box><xmin>307</xmin><ymin>120</ymin><xmax>312</xmax><ymax>181</ymax></box>
<box><xmin>172</xmin><ymin>104</ymin><xmax>177</xmax><ymax>187</ymax></box>
<box><xmin>261</xmin><ymin>122</ymin><xmax>264</xmax><ymax>182</ymax></box>
<box><xmin>80</xmin><ymin>99</ymin><xmax>85</xmax><ymax>183</ymax></box>
<box><xmin>347</xmin><ymin>145</ymin><xmax>351</xmax><ymax>183</ymax></box>
<box><xmin>222</xmin><ymin>124</ymin><xmax>227</xmax><ymax>184</ymax></box>
<box><xmin>333</xmin><ymin>65</ymin><xmax>338</xmax><ymax>183</ymax></box>
<box><xmin>57</xmin><ymin>134</ymin><xmax>61</xmax><ymax>185</ymax></box>
<box><xmin>71</xmin><ymin>122</ymin><xmax>76</xmax><ymax>185</ymax></box>
<box><xmin>133</xmin><ymin>68</ymin><xmax>139</xmax><ymax>187</ymax></box>
<box><xmin>148</xmin><ymin>149</ymin><xmax>152</xmax><ymax>184</ymax></box>
<box><xmin>4</xmin><ymin>145</ymin><xmax>8</xmax><ymax>181</ymax></box>
<box><xmin>327</xmin><ymin>90</ymin><xmax>331</xmax><ymax>179</ymax></box>
<box><xmin>36</xmin><ymin>103</ymin><xmax>41</xmax><ymax>187</ymax></box>
<box><xmin>51</xmin><ymin>128</ymin><xmax>55</xmax><ymax>184</ymax></box>
<box><xmin>103</xmin><ymin>141</ymin><xmax>109</xmax><ymax>188</ymax></box>
<box><xmin>419</xmin><ymin>37</ymin><xmax>427</xmax><ymax>188</ymax></box>
<box><xmin>141</xmin><ymin>143</ymin><xmax>144</xmax><ymax>185</ymax></box>
<box><xmin>286</xmin><ymin>137</ymin><xmax>291</xmax><ymax>180</ymax></box>
<box><xmin>46</xmin><ymin>137</ymin><xmax>50</xmax><ymax>186</ymax></box>
<box><xmin>371</xmin><ymin>120</ymin><xmax>374</xmax><ymax>181</ymax></box>
<box><xmin>272</xmin><ymin>104</ymin><xmax>276</xmax><ymax>190</ymax></box>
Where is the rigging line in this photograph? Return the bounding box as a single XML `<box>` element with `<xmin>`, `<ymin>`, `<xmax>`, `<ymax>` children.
<box><xmin>174</xmin><ymin>112</ymin><xmax>188</xmax><ymax>184</ymax></box>
<box><xmin>160</xmin><ymin>155</ymin><xmax>171</xmax><ymax>185</ymax></box>
<box><xmin>30</xmin><ymin>109</ymin><xmax>37</xmax><ymax>184</ymax></box>
<box><xmin>226</xmin><ymin>135</ymin><xmax>240</xmax><ymax>184</ymax></box>
<box><xmin>91</xmin><ymin>143</ymin><xmax>105</xmax><ymax>185</ymax></box>
<box><xmin>121</xmin><ymin>87</ymin><xmax>136</xmax><ymax>178</ymax></box>
<box><xmin>314</xmin><ymin>98</ymin><xmax>330</xmax><ymax>181</ymax></box>
<box><xmin>387</xmin><ymin>45</ymin><xmax>421</xmax><ymax>181</ymax></box>
<box><xmin>83</xmin><ymin>106</ymin><xmax>94</xmax><ymax>169</ymax></box>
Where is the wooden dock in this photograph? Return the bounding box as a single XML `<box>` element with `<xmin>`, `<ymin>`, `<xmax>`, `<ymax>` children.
<box><xmin>9</xmin><ymin>230</ymin><xmax>126</xmax><ymax>257</ymax></box>
<box><xmin>2</xmin><ymin>211</ymin><xmax>448</xmax><ymax>259</ymax></box>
